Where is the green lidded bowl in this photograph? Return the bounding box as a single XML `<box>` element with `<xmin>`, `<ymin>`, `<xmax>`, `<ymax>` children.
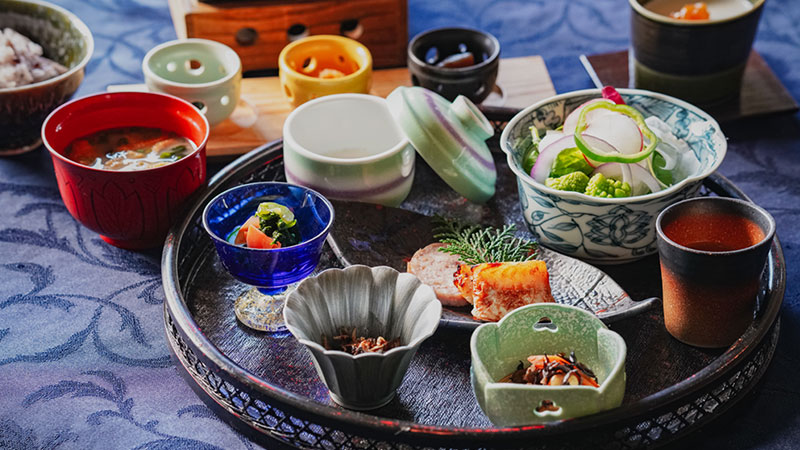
<box><xmin>470</xmin><ymin>303</ymin><xmax>626</xmax><ymax>426</ymax></box>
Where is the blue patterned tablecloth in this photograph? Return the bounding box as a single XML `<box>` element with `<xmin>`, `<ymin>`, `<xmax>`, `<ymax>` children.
<box><xmin>1</xmin><ymin>1</ymin><xmax>799</xmax><ymax>449</ymax></box>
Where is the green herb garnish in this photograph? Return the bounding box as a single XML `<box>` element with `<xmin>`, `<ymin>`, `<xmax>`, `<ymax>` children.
<box><xmin>432</xmin><ymin>216</ymin><xmax>539</xmax><ymax>265</ymax></box>
<box><xmin>159</xmin><ymin>145</ymin><xmax>187</xmax><ymax>160</ymax></box>
<box><xmin>255</xmin><ymin>202</ymin><xmax>300</xmax><ymax>247</ymax></box>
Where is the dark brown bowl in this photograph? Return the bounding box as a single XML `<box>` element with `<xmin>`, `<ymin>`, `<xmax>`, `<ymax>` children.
<box><xmin>0</xmin><ymin>0</ymin><xmax>93</xmax><ymax>155</ymax></box>
<box><xmin>629</xmin><ymin>0</ymin><xmax>765</xmax><ymax>105</ymax></box>
<box><xmin>407</xmin><ymin>27</ymin><xmax>500</xmax><ymax>104</ymax></box>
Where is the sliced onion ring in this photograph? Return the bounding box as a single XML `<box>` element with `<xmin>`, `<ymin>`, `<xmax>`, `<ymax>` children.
<box><xmin>530</xmin><ymin>135</ymin><xmax>576</xmax><ymax>183</ymax></box>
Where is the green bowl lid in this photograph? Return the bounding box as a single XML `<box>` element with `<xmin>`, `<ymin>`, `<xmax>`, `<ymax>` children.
<box><xmin>386</xmin><ymin>86</ymin><xmax>497</xmax><ymax>203</ymax></box>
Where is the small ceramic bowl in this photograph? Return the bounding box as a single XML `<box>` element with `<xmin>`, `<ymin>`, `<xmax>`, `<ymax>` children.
<box><xmin>279</xmin><ymin>35</ymin><xmax>372</xmax><ymax>108</ymax></box>
<box><xmin>202</xmin><ymin>182</ymin><xmax>334</xmax><ymax>290</ymax></box>
<box><xmin>630</xmin><ymin>0</ymin><xmax>765</xmax><ymax>104</ymax></box>
<box><xmin>471</xmin><ymin>303</ymin><xmax>626</xmax><ymax>427</ymax></box>
<box><xmin>656</xmin><ymin>197</ymin><xmax>775</xmax><ymax>348</ymax></box>
<box><xmin>499</xmin><ymin>88</ymin><xmax>726</xmax><ymax>263</ymax></box>
<box><xmin>284</xmin><ymin>265</ymin><xmax>442</xmax><ymax>410</ymax></box>
<box><xmin>143</xmin><ymin>38</ymin><xmax>242</xmax><ymax>127</ymax></box>
<box><xmin>0</xmin><ymin>0</ymin><xmax>93</xmax><ymax>155</ymax></box>
<box><xmin>283</xmin><ymin>93</ymin><xmax>415</xmax><ymax>206</ymax></box>
<box><xmin>41</xmin><ymin>92</ymin><xmax>208</xmax><ymax>249</ymax></box>
<box><xmin>407</xmin><ymin>27</ymin><xmax>500</xmax><ymax>104</ymax></box>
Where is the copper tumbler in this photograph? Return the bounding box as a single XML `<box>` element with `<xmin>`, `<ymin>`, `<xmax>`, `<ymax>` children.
<box><xmin>655</xmin><ymin>197</ymin><xmax>775</xmax><ymax>348</ymax></box>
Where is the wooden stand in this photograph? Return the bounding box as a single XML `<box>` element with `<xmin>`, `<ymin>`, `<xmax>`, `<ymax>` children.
<box><xmin>580</xmin><ymin>49</ymin><xmax>799</xmax><ymax>123</ymax></box>
<box><xmin>204</xmin><ymin>55</ymin><xmax>555</xmax><ymax>158</ymax></box>
<box><xmin>168</xmin><ymin>0</ymin><xmax>408</xmax><ymax>72</ymax></box>
<box><xmin>109</xmin><ymin>56</ymin><xmax>555</xmax><ymax>157</ymax></box>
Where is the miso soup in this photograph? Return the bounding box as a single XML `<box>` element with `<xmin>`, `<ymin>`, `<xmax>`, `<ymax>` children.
<box><xmin>65</xmin><ymin>126</ymin><xmax>196</xmax><ymax>171</ymax></box>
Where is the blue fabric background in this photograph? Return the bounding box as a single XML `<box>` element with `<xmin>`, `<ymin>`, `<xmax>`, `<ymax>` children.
<box><xmin>1</xmin><ymin>0</ymin><xmax>798</xmax><ymax>449</ymax></box>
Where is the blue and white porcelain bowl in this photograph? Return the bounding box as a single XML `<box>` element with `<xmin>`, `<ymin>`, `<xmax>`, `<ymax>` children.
<box><xmin>499</xmin><ymin>88</ymin><xmax>726</xmax><ymax>263</ymax></box>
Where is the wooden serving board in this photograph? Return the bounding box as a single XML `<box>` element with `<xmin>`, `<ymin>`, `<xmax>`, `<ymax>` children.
<box><xmin>168</xmin><ymin>0</ymin><xmax>408</xmax><ymax>71</ymax></box>
<box><xmin>580</xmin><ymin>49</ymin><xmax>799</xmax><ymax>123</ymax></box>
<box><xmin>202</xmin><ymin>55</ymin><xmax>554</xmax><ymax>158</ymax></box>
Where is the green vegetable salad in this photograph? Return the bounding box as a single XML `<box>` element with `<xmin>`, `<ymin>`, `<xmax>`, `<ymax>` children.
<box><xmin>514</xmin><ymin>86</ymin><xmax>698</xmax><ymax>199</ymax></box>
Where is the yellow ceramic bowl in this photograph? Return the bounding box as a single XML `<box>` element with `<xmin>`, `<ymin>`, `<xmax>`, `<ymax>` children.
<box><xmin>279</xmin><ymin>35</ymin><xmax>372</xmax><ymax>107</ymax></box>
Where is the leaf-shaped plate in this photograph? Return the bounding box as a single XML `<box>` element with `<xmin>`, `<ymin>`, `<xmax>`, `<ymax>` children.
<box><xmin>326</xmin><ymin>200</ymin><xmax>656</xmax><ymax>330</ymax></box>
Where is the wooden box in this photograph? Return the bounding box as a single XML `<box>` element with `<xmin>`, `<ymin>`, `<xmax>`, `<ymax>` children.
<box><xmin>168</xmin><ymin>0</ymin><xmax>408</xmax><ymax>72</ymax></box>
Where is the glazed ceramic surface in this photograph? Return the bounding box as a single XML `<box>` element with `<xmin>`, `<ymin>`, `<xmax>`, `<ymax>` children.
<box><xmin>386</xmin><ymin>86</ymin><xmax>496</xmax><ymax>203</ymax></box>
<box><xmin>326</xmin><ymin>200</ymin><xmax>657</xmax><ymax>327</ymax></box>
<box><xmin>283</xmin><ymin>93</ymin><xmax>415</xmax><ymax>207</ymax></box>
<box><xmin>202</xmin><ymin>182</ymin><xmax>334</xmax><ymax>290</ymax></box>
<box><xmin>630</xmin><ymin>0</ymin><xmax>765</xmax><ymax>104</ymax></box>
<box><xmin>284</xmin><ymin>265</ymin><xmax>442</xmax><ymax>410</ymax></box>
<box><xmin>41</xmin><ymin>92</ymin><xmax>208</xmax><ymax>249</ymax></box>
<box><xmin>279</xmin><ymin>35</ymin><xmax>372</xmax><ymax>108</ymax></box>
<box><xmin>407</xmin><ymin>27</ymin><xmax>500</xmax><ymax>104</ymax></box>
<box><xmin>500</xmin><ymin>88</ymin><xmax>726</xmax><ymax>263</ymax></box>
<box><xmin>0</xmin><ymin>0</ymin><xmax>93</xmax><ymax>155</ymax></box>
<box><xmin>143</xmin><ymin>38</ymin><xmax>242</xmax><ymax>126</ymax></box>
<box><xmin>471</xmin><ymin>303</ymin><xmax>626</xmax><ymax>426</ymax></box>
<box><xmin>656</xmin><ymin>197</ymin><xmax>775</xmax><ymax>347</ymax></box>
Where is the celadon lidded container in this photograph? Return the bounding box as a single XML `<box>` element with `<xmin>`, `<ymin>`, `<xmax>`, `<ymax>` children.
<box><xmin>471</xmin><ymin>303</ymin><xmax>626</xmax><ymax>426</ymax></box>
<box><xmin>282</xmin><ymin>86</ymin><xmax>497</xmax><ymax>207</ymax></box>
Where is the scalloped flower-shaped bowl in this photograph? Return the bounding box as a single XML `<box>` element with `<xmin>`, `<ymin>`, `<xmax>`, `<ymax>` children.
<box><xmin>284</xmin><ymin>265</ymin><xmax>442</xmax><ymax>410</ymax></box>
<box><xmin>499</xmin><ymin>88</ymin><xmax>726</xmax><ymax>263</ymax></box>
<box><xmin>471</xmin><ymin>303</ymin><xmax>626</xmax><ymax>427</ymax></box>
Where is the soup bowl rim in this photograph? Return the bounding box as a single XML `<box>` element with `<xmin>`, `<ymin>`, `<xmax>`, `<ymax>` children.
<box><xmin>201</xmin><ymin>181</ymin><xmax>336</xmax><ymax>253</ymax></box>
<box><xmin>41</xmin><ymin>91</ymin><xmax>210</xmax><ymax>174</ymax></box>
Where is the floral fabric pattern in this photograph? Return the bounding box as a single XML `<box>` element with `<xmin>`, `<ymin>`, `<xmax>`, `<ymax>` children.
<box><xmin>1</xmin><ymin>0</ymin><xmax>799</xmax><ymax>449</ymax></box>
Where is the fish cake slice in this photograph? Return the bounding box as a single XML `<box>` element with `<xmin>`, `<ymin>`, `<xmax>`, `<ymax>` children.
<box><xmin>407</xmin><ymin>243</ymin><xmax>468</xmax><ymax>307</ymax></box>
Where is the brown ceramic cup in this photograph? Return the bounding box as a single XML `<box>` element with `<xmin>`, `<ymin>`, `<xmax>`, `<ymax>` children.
<box><xmin>656</xmin><ymin>197</ymin><xmax>775</xmax><ymax>348</ymax></box>
<box><xmin>629</xmin><ymin>0</ymin><xmax>765</xmax><ymax>105</ymax></box>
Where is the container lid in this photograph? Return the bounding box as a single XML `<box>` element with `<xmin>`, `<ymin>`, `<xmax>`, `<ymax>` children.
<box><xmin>386</xmin><ymin>86</ymin><xmax>496</xmax><ymax>203</ymax></box>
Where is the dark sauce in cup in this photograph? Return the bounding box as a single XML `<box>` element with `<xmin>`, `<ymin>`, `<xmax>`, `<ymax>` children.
<box><xmin>662</xmin><ymin>213</ymin><xmax>765</xmax><ymax>252</ymax></box>
<box><xmin>425</xmin><ymin>43</ymin><xmax>489</xmax><ymax>68</ymax></box>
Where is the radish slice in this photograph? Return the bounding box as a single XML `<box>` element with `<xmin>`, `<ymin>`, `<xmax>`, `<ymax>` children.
<box><xmin>562</xmin><ymin>99</ymin><xmax>615</xmax><ymax>134</ymax></box>
<box><xmin>582</xmin><ymin>112</ymin><xmax>643</xmax><ymax>156</ymax></box>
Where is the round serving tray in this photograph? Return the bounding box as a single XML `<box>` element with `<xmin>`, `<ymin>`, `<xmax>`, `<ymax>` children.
<box><xmin>162</xmin><ymin>139</ymin><xmax>785</xmax><ymax>449</ymax></box>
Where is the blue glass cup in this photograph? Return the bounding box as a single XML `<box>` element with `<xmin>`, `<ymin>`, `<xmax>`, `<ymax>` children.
<box><xmin>203</xmin><ymin>182</ymin><xmax>334</xmax><ymax>332</ymax></box>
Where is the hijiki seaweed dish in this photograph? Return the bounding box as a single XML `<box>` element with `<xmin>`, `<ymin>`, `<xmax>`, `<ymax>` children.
<box><xmin>500</xmin><ymin>352</ymin><xmax>599</xmax><ymax>387</ymax></box>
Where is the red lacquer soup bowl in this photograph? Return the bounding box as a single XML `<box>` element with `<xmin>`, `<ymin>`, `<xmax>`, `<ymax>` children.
<box><xmin>42</xmin><ymin>92</ymin><xmax>209</xmax><ymax>249</ymax></box>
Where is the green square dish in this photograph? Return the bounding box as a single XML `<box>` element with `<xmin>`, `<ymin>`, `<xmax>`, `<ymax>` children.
<box><xmin>470</xmin><ymin>303</ymin><xmax>626</xmax><ymax>426</ymax></box>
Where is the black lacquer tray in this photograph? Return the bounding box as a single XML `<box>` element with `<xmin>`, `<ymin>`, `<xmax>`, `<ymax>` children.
<box><xmin>162</xmin><ymin>136</ymin><xmax>785</xmax><ymax>449</ymax></box>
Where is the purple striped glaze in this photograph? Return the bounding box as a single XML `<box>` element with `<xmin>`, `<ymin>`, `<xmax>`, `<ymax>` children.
<box><xmin>284</xmin><ymin>165</ymin><xmax>413</xmax><ymax>198</ymax></box>
<box><xmin>423</xmin><ymin>92</ymin><xmax>495</xmax><ymax>171</ymax></box>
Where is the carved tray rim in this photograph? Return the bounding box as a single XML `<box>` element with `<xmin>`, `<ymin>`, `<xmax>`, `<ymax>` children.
<box><xmin>162</xmin><ymin>140</ymin><xmax>785</xmax><ymax>448</ymax></box>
